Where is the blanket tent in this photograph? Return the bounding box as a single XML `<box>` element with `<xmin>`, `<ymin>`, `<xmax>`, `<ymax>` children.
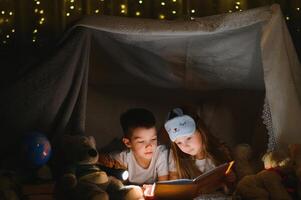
<box><xmin>0</xmin><ymin>4</ymin><xmax>300</xmax><ymax>161</ymax></box>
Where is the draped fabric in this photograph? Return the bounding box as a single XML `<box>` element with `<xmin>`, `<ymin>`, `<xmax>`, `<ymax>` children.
<box><xmin>77</xmin><ymin>4</ymin><xmax>301</xmax><ymax>150</ymax></box>
<box><xmin>0</xmin><ymin>4</ymin><xmax>300</xmax><ymax>159</ymax></box>
<box><xmin>0</xmin><ymin>30</ymin><xmax>90</xmax><ymax>158</ymax></box>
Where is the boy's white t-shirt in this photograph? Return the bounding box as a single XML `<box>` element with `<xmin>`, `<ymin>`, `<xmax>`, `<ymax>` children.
<box><xmin>111</xmin><ymin>145</ymin><xmax>168</xmax><ymax>185</ymax></box>
<box><xmin>169</xmin><ymin>150</ymin><xmax>216</xmax><ymax>174</ymax></box>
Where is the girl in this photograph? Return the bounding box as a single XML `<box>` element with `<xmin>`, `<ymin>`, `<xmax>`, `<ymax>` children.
<box><xmin>164</xmin><ymin>107</ymin><xmax>235</xmax><ymax>184</ymax></box>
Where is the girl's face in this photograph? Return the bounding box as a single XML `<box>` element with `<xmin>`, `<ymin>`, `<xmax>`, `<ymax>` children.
<box><xmin>174</xmin><ymin>130</ymin><xmax>203</xmax><ymax>157</ymax></box>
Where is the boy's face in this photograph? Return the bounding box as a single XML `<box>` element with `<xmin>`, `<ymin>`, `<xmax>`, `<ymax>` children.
<box><xmin>123</xmin><ymin>127</ymin><xmax>157</xmax><ymax>161</ymax></box>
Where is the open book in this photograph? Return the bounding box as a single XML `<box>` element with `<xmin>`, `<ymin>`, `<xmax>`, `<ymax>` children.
<box><xmin>146</xmin><ymin>161</ymin><xmax>234</xmax><ymax>200</ymax></box>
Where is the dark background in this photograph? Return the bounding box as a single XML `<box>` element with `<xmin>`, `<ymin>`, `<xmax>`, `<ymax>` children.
<box><xmin>0</xmin><ymin>0</ymin><xmax>300</xmax><ymax>69</ymax></box>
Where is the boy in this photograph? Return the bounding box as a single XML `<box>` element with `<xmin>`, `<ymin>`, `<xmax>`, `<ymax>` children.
<box><xmin>99</xmin><ymin>108</ymin><xmax>169</xmax><ymax>185</ymax></box>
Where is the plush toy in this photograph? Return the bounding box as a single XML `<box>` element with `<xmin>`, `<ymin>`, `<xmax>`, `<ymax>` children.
<box><xmin>289</xmin><ymin>144</ymin><xmax>301</xmax><ymax>198</ymax></box>
<box><xmin>54</xmin><ymin>135</ymin><xmax>143</xmax><ymax>200</ymax></box>
<box><xmin>0</xmin><ymin>171</ymin><xmax>20</xmax><ymax>200</ymax></box>
<box><xmin>235</xmin><ymin>148</ymin><xmax>300</xmax><ymax>200</ymax></box>
<box><xmin>233</xmin><ymin>144</ymin><xmax>256</xmax><ymax>180</ymax></box>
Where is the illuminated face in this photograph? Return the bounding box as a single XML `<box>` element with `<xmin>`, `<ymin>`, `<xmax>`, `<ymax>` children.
<box><xmin>123</xmin><ymin>127</ymin><xmax>157</xmax><ymax>161</ymax></box>
<box><xmin>174</xmin><ymin>130</ymin><xmax>203</xmax><ymax>157</ymax></box>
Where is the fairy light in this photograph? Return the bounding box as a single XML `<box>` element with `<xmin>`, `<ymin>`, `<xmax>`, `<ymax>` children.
<box><xmin>0</xmin><ymin>0</ymin><xmax>299</xmax><ymax>49</ymax></box>
<box><xmin>31</xmin><ymin>0</ymin><xmax>47</xmax><ymax>44</ymax></box>
<box><xmin>64</xmin><ymin>0</ymin><xmax>82</xmax><ymax>19</ymax></box>
<box><xmin>0</xmin><ymin>2</ymin><xmax>15</xmax><ymax>46</ymax></box>
<box><xmin>233</xmin><ymin>1</ymin><xmax>242</xmax><ymax>12</ymax></box>
<box><xmin>120</xmin><ymin>4</ymin><xmax>127</xmax><ymax>14</ymax></box>
<box><xmin>92</xmin><ymin>0</ymin><xmax>105</xmax><ymax>15</ymax></box>
<box><xmin>159</xmin><ymin>14</ymin><xmax>165</xmax><ymax>19</ymax></box>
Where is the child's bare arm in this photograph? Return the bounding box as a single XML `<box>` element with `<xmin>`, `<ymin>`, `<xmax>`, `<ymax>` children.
<box><xmin>98</xmin><ymin>153</ymin><xmax>126</xmax><ymax>169</ymax></box>
<box><xmin>158</xmin><ymin>175</ymin><xmax>169</xmax><ymax>181</ymax></box>
<box><xmin>168</xmin><ymin>171</ymin><xmax>179</xmax><ymax>180</ymax></box>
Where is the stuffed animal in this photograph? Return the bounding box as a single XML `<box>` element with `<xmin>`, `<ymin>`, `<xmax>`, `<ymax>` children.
<box><xmin>233</xmin><ymin>144</ymin><xmax>256</xmax><ymax>180</ymax></box>
<box><xmin>54</xmin><ymin>135</ymin><xmax>143</xmax><ymax>200</ymax></box>
<box><xmin>0</xmin><ymin>171</ymin><xmax>20</xmax><ymax>200</ymax></box>
<box><xmin>235</xmin><ymin>149</ymin><xmax>300</xmax><ymax>200</ymax></box>
<box><xmin>289</xmin><ymin>144</ymin><xmax>301</xmax><ymax>198</ymax></box>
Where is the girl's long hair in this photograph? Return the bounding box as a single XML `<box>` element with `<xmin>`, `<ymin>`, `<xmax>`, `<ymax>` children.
<box><xmin>168</xmin><ymin>109</ymin><xmax>232</xmax><ymax>179</ymax></box>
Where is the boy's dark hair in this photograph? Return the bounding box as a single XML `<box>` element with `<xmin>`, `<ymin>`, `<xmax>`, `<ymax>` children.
<box><xmin>120</xmin><ymin>108</ymin><xmax>156</xmax><ymax>138</ymax></box>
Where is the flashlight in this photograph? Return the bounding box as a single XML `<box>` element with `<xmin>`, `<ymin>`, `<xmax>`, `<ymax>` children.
<box><xmin>98</xmin><ymin>165</ymin><xmax>129</xmax><ymax>181</ymax></box>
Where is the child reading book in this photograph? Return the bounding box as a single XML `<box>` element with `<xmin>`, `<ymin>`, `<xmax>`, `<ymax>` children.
<box><xmin>147</xmin><ymin>161</ymin><xmax>235</xmax><ymax>199</ymax></box>
<box><xmin>164</xmin><ymin>108</ymin><xmax>236</xmax><ymax>187</ymax></box>
<box><xmin>99</xmin><ymin>108</ymin><xmax>169</xmax><ymax>185</ymax></box>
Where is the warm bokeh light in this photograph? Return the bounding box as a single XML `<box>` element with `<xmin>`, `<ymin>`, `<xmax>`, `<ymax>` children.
<box><xmin>0</xmin><ymin>0</ymin><xmax>299</xmax><ymax>52</ymax></box>
<box><xmin>159</xmin><ymin>14</ymin><xmax>165</xmax><ymax>19</ymax></box>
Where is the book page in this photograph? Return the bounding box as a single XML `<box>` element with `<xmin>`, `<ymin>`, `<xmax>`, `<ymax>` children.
<box><xmin>154</xmin><ymin>161</ymin><xmax>234</xmax><ymax>199</ymax></box>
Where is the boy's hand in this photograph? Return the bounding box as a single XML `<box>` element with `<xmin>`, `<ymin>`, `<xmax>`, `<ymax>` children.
<box><xmin>98</xmin><ymin>153</ymin><xmax>126</xmax><ymax>169</ymax></box>
<box><xmin>142</xmin><ymin>184</ymin><xmax>155</xmax><ymax>199</ymax></box>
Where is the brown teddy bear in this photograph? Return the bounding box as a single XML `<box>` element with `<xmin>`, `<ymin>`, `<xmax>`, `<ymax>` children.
<box><xmin>235</xmin><ymin>148</ymin><xmax>300</xmax><ymax>200</ymax></box>
<box><xmin>54</xmin><ymin>135</ymin><xmax>143</xmax><ymax>200</ymax></box>
<box><xmin>233</xmin><ymin>144</ymin><xmax>256</xmax><ymax>180</ymax></box>
<box><xmin>289</xmin><ymin>144</ymin><xmax>301</xmax><ymax>198</ymax></box>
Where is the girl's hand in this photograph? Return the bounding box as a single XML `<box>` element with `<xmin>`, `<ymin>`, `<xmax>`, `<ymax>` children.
<box><xmin>223</xmin><ymin>171</ymin><xmax>236</xmax><ymax>194</ymax></box>
<box><xmin>225</xmin><ymin>170</ymin><xmax>236</xmax><ymax>183</ymax></box>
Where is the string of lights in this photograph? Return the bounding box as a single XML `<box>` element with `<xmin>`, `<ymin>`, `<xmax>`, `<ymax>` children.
<box><xmin>229</xmin><ymin>1</ymin><xmax>243</xmax><ymax>13</ymax></box>
<box><xmin>0</xmin><ymin>0</ymin><xmax>299</xmax><ymax>52</ymax></box>
<box><xmin>0</xmin><ymin>0</ymin><xmax>15</xmax><ymax>46</ymax></box>
<box><xmin>65</xmin><ymin>0</ymin><xmax>82</xmax><ymax>22</ymax></box>
<box><xmin>32</xmin><ymin>0</ymin><xmax>46</xmax><ymax>43</ymax></box>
